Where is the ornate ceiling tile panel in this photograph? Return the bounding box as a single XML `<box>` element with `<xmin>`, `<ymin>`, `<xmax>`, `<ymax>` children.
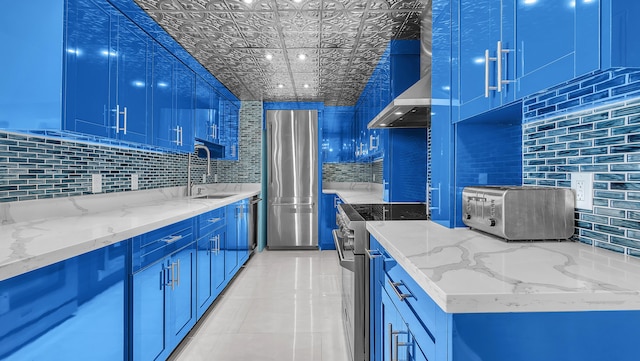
<box><xmin>134</xmin><ymin>0</ymin><xmax>426</xmax><ymax>105</ymax></box>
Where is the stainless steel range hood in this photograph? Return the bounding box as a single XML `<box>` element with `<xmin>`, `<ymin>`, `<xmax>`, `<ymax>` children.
<box><xmin>368</xmin><ymin>2</ymin><xmax>432</xmax><ymax>129</ymax></box>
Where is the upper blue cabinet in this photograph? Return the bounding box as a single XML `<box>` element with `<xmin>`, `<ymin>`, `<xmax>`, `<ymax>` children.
<box><xmin>455</xmin><ymin>0</ymin><xmax>640</xmax><ymax>122</ymax></box>
<box><xmin>457</xmin><ymin>0</ymin><xmax>515</xmax><ymax>121</ymax></box>
<box><xmin>322</xmin><ymin>106</ymin><xmax>355</xmax><ymax>163</ymax></box>
<box><xmin>66</xmin><ymin>0</ymin><xmax>152</xmax><ymax>143</ymax></box>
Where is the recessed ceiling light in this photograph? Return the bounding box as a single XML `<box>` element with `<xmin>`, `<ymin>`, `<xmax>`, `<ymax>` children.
<box><xmin>293</xmin><ymin>0</ymin><xmax>302</xmax><ymax>2</ymax></box>
<box><xmin>303</xmin><ymin>84</ymin><xmax>310</xmax><ymax>88</ymax></box>
<box><xmin>394</xmin><ymin>111</ymin><xmax>403</xmax><ymax>115</ymax></box>
<box><xmin>277</xmin><ymin>84</ymin><xmax>284</xmax><ymax>88</ymax></box>
<box><xmin>297</xmin><ymin>53</ymin><xmax>307</xmax><ymax>61</ymax></box>
<box><xmin>242</xmin><ymin>0</ymin><xmax>253</xmax><ymax>4</ymax></box>
<box><xmin>265</xmin><ymin>53</ymin><xmax>273</xmax><ymax>61</ymax></box>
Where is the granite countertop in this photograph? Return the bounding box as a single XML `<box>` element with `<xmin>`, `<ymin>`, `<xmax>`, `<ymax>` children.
<box><xmin>0</xmin><ymin>184</ymin><xmax>260</xmax><ymax>281</ymax></box>
<box><xmin>367</xmin><ymin>220</ymin><xmax>640</xmax><ymax>314</ymax></box>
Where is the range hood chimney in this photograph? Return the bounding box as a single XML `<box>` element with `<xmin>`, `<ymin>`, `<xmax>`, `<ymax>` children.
<box><xmin>368</xmin><ymin>2</ymin><xmax>433</xmax><ymax>129</ymax></box>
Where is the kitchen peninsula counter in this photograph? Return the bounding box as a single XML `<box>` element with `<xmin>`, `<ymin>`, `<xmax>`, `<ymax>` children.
<box><xmin>367</xmin><ymin>220</ymin><xmax>640</xmax><ymax>313</ymax></box>
<box><xmin>323</xmin><ymin>182</ymin><xmax>385</xmax><ymax>204</ymax></box>
<box><xmin>0</xmin><ymin>184</ymin><xmax>260</xmax><ymax>281</ymax></box>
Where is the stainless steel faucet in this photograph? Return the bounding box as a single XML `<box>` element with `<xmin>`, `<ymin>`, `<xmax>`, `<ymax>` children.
<box><xmin>187</xmin><ymin>144</ymin><xmax>211</xmax><ymax>197</ymax></box>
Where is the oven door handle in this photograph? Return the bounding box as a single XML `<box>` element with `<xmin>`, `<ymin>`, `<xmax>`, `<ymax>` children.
<box><xmin>333</xmin><ymin>230</ymin><xmax>355</xmax><ymax>272</ymax></box>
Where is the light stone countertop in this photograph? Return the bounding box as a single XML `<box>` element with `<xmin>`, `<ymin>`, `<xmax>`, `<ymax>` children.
<box><xmin>322</xmin><ymin>182</ymin><xmax>385</xmax><ymax>203</ymax></box>
<box><xmin>367</xmin><ymin>220</ymin><xmax>640</xmax><ymax>314</ymax></box>
<box><xmin>0</xmin><ymin>184</ymin><xmax>260</xmax><ymax>281</ymax></box>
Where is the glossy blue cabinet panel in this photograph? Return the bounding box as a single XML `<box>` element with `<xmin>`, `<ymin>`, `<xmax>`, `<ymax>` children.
<box><xmin>601</xmin><ymin>0</ymin><xmax>640</xmax><ymax>69</ymax></box>
<box><xmin>382</xmin><ymin>129</ymin><xmax>427</xmax><ymax>202</ymax></box>
<box><xmin>225</xmin><ymin>202</ymin><xmax>240</xmax><ymax>277</ymax></box>
<box><xmin>133</xmin><ymin>260</ymin><xmax>167</xmax><ymax>361</ymax></box>
<box><xmin>0</xmin><ymin>0</ymin><xmax>64</xmax><ymax>130</ymax></box>
<box><xmin>237</xmin><ymin>199</ymin><xmax>250</xmax><ymax>265</ymax></box>
<box><xmin>175</xmin><ymin>63</ymin><xmax>195</xmax><ymax>152</ymax></box>
<box><xmin>458</xmin><ymin>0</ymin><xmax>515</xmax><ymax>121</ymax></box>
<box><xmin>575</xmin><ymin>0</ymin><xmax>601</xmax><ymax>75</ymax></box>
<box><xmin>319</xmin><ymin>193</ymin><xmax>340</xmax><ymax>250</ymax></box>
<box><xmin>65</xmin><ymin>0</ymin><xmax>114</xmax><ymax>137</ymax></box>
<box><xmin>196</xmin><ymin>234</ymin><xmax>215</xmax><ymax>317</ymax></box>
<box><xmin>0</xmin><ymin>242</ymin><xmax>127</xmax><ymax>360</ymax></box>
<box><xmin>115</xmin><ymin>15</ymin><xmax>151</xmax><ymax>144</ymax></box>
<box><xmin>167</xmin><ymin>244</ymin><xmax>197</xmax><ymax>343</ymax></box>
<box><xmin>515</xmin><ymin>0</ymin><xmax>575</xmax><ymax>98</ymax></box>
<box><xmin>151</xmin><ymin>44</ymin><xmax>176</xmax><ymax>149</ymax></box>
<box><xmin>322</xmin><ymin>106</ymin><xmax>355</xmax><ymax>163</ymax></box>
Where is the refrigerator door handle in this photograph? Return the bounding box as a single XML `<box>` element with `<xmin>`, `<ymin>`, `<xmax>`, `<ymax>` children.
<box><xmin>271</xmin><ymin>202</ymin><xmax>314</xmax><ymax>207</ymax></box>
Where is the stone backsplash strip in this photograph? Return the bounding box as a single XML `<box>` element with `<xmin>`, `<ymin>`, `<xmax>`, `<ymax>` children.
<box><xmin>0</xmin><ymin>101</ymin><xmax>261</xmax><ymax>203</ymax></box>
<box><xmin>523</xmin><ymin>97</ymin><xmax>640</xmax><ymax>257</ymax></box>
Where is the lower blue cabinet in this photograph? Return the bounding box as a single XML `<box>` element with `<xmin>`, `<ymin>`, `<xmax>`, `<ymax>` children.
<box><xmin>225</xmin><ymin>199</ymin><xmax>249</xmax><ymax>277</ymax></box>
<box><xmin>132</xmin><ymin>241</ymin><xmax>196</xmax><ymax>361</ymax></box>
<box><xmin>196</xmin><ymin>222</ymin><xmax>226</xmax><ymax>318</ymax></box>
<box><xmin>0</xmin><ymin>242</ymin><xmax>127</xmax><ymax>360</ymax></box>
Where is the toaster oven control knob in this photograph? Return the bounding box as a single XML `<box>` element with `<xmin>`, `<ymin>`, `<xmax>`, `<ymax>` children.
<box><xmin>487</xmin><ymin>218</ymin><xmax>496</xmax><ymax>227</ymax></box>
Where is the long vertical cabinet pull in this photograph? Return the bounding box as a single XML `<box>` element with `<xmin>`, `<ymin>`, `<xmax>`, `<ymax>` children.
<box><xmin>174</xmin><ymin>126</ymin><xmax>184</xmax><ymax>146</ymax></box>
<box><xmin>388</xmin><ymin>324</ymin><xmax>410</xmax><ymax>361</ymax></box>
<box><xmin>496</xmin><ymin>40</ymin><xmax>514</xmax><ymax>92</ymax></box>
<box><xmin>115</xmin><ymin>105</ymin><xmax>128</xmax><ymax>134</ymax></box>
<box><xmin>484</xmin><ymin>50</ymin><xmax>498</xmax><ymax>98</ymax></box>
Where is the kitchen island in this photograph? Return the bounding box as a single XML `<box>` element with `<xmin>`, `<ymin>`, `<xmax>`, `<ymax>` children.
<box><xmin>367</xmin><ymin>220</ymin><xmax>640</xmax><ymax>361</ymax></box>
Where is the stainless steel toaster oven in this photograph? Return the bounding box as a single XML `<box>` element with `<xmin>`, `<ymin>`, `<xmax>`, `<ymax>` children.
<box><xmin>462</xmin><ymin>186</ymin><xmax>575</xmax><ymax>240</ymax></box>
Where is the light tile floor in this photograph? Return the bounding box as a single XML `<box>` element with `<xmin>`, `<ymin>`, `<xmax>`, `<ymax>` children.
<box><xmin>169</xmin><ymin>250</ymin><xmax>350</xmax><ymax>361</ymax></box>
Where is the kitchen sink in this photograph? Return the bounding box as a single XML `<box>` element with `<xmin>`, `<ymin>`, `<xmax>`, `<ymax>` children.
<box><xmin>194</xmin><ymin>194</ymin><xmax>237</xmax><ymax>199</ymax></box>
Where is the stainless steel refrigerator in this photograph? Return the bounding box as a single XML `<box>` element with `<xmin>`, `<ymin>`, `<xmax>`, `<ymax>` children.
<box><xmin>266</xmin><ymin>110</ymin><xmax>318</xmax><ymax>249</ymax></box>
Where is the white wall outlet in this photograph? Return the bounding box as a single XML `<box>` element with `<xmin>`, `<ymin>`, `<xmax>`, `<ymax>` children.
<box><xmin>214</xmin><ymin>174</ymin><xmax>218</xmax><ymax>183</ymax></box>
<box><xmin>571</xmin><ymin>172</ymin><xmax>593</xmax><ymax>209</ymax></box>
<box><xmin>131</xmin><ymin>174</ymin><xmax>139</xmax><ymax>191</ymax></box>
<box><xmin>91</xmin><ymin>174</ymin><xmax>102</xmax><ymax>193</ymax></box>
<box><xmin>202</xmin><ymin>174</ymin><xmax>207</xmax><ymax>183</ymax></box>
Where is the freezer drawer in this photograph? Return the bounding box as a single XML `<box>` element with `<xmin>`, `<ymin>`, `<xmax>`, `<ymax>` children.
<box><xmin>267</xmin><ymin>203</ymin><xmax>317</xmax><ymax>249</ymax></box>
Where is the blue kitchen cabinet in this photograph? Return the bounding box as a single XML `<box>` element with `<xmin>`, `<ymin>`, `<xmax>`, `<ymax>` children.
<box><xmin>319</xmin><ymin>193</ymin><xmax>341</xmax><ymax>250</ymax></box>
<box><xmin>196</xmin><ymin>208</ymin><xmax>227</xmax><ymax>318</ymax></box>
<box><xmin>515</xmin><ymin>0</ymin><xmax>582</xmax><ymax>99</ymax></box>
<box><xmin>370</xmin><ymin>235</ymin><xmax>640</xmax><ymax>361</ymax></box>
<box><xmin>132</xmin><ymin>220</ymin><xmax>196</xmax><ymax>361</ymax></box>
<box><xmin>236</xmin><ymin>199</ymin><xmax>250</xmax><ymax>265</ymax></box>
<box><xmin>65</xmin><ymin>0</ymin><xmax>151</xmax><ymax>143</ymax></box>
<box><xmin>381</xmin><ymin>128</ymin><xmax>427</xmax><ymax>202</ymax></box>
<box><xmin>0</xmin><ymin>242</ymin><xmax>127</xmax><ymax>360</ymax></box>
<box><xmin>219</xmin><ymin>98</ymin><xmax>240</xmax><ymax>160</ymax></box>
<box><xmin>456</xmin><ymin>0</ymin><xmax>515</xmax><ymax>121</ymax></box>
<box><xmin>224</xmin><ymin>199</ymin><xmax>251</xmax><ymax>278</ymax></box>
<box><xmin>152</xmin><ymin>44</ymin><xmax>195</xmax><ymax>152</ymax></box>
<box><xmin>322</xmin><ymin>106</ymin><xmax>355</xmax><ymax>163</ymax></box>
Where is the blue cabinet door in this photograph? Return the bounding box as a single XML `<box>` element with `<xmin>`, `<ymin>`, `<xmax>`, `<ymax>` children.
<box><xmin>212</xmin><ymin>228</ymin><xmax>227</xmax><ymax>295</ymax></box>
<box><xmin>175</xmin><ymin>63</ymin><xmax>195</xmax><ymax>152</ymax></box>
<box><xmin>237</xmin><ymin>199</ymin><xmax>250</xmax><ymax>265</ymax></box>
<box><xmin>225</xmin><ymin>203</ymin><xmax>239</xmax><ymax>277</ymax></box>
<box><xmin>151</xmin><ymin>44</ymin><xmax>175</xmax><ymax>149</ymax></box>
<box><xmin>380</xmin><ymin>287</ymin><xmax>406</xmax><ymax>361</ymax></box>
<box><xmin>167</xmin><ymin>243</ymin><xmax>196</xmax><ymax>344</ymax></box>
<box><xmin>133</xmin><ymin>260</ymin><xmax>167</xmax><ymax>361</ymax></box>
<box><xmin>65</xmin><ymin>0</ymin><xmax>114</xmax><ymax>137</ymax></box>
<box><xmin>458</xmin><ymin>0</ymin><xmax>514</xmax><ymax>121</ymax></box>
<box><xmin>114</xmin><ymin>15</ymin><xmax>150</xmax><ymax>144</ymax></box>
<box><xmin>515</xmin><ymin>0</ymin><xmax>576</xmax><ymax>98</ymax></box>
<box><xmin>196</xmin><ymin>234</ymin><xmax>214</xmax><ymax>317</ymax></box>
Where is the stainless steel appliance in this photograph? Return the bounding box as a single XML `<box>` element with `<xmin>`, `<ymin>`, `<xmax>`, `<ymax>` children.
<box><xmin>462</xmin><ymin>186</ymin><xmax>575</xmax><ymax>240</ymax></box>
<box><xmin>266</xmin><ymin>110</ymin><xmax>318</xmax><ymax>249</ymax></box>
<box><xmin>334</xmin><ymin>203</ymin><xmax>429</xmax><ymax>361</ymax></box>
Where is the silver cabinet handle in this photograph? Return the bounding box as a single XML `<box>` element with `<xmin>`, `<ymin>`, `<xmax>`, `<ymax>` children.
<box><xmin>176</xmin><ymin>259</ymin><xmax>180</xmax><ymax>287</ymax></box>
<box><xmin>388</xmin><ymin>323</ymin><xmax>394</xmax><ymax>361</ymax></box>
<box><xmin>388</xmin><ymin>279</ymin><xmax>414</xmax><ymax>301</ymax></box>
<box><xmin>208</xmin><ymin>217</ymin><xmax>222</xmax><ymax>224</ymax></box>
<box><xmin>115</xmin><ymin>104</ymin><xmax>128</xmax><ymax>134</ymax></box>
<box><xmin>210</xmin><ymin>123</ymin><xmax>218</xmax><ymax>140</ymax></box>
<box><xmin>179</xmin><ymin>126</ymin><xmax>183</xmax><ymax>146</ymax></box>
<box><xmin>484</xmin><ymin>49</ymin><xmax>498</xmax><ymax>98</ymax></box>
<box><xmin>365</xmin><ymin>249</ymin><xmax>381</xmax><ymax>259</ymax></box>
<box><xmin>497</xmin><ymin>40</ymin><xmax>514</xmax><ymax>93</ymax></box>
<box><xmin>162</xmin><ymin>235</ymin><xmax>183</xmax><ymax>244</ymax></box>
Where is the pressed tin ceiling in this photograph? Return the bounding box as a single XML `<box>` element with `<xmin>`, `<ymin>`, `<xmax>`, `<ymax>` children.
<box><xmin>133</xmin><ymin>0</ymin><xmax>426</xmax><ymax>105</ymax></box>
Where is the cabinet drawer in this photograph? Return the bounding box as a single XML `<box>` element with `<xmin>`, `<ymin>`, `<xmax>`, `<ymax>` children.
<box><xmin>132</xmin><ymin>219</ymin><xmax>193</xmax><ymax>272</ymax></box>
<box><xmin>197</xmin><ymin>207</ymin><xmax>226</xmax><ymax>236</ymax></box>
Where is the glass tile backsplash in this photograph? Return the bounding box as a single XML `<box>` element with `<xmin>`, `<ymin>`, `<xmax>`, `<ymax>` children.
<box><xmin>0</xmin><ymin>101</ymin><xmax>263</xmax><ymax>203</ymax></box>
<box><xmin>523</xmin><ymin>70</ymin><xmax>640</xmax><ymax>257</ymax></box>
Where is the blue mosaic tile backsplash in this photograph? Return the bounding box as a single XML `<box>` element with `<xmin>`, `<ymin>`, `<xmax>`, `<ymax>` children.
<box><xmin>523</xmin><ymin>70</ymin><xmax>640</xmax><ymax>258</ymax></box>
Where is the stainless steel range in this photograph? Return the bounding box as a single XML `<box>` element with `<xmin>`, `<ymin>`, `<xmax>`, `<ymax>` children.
<box><xmin>333</xmin><ymin>203</ymin><xmax>429</xmax><ymax>361</ymax></box>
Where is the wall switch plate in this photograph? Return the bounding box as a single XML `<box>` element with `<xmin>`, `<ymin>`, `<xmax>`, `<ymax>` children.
<box><xmin>214</xmin><ymin>174</ymin><xmax>218</xmax><ymax>183</ymax></box>
<box><xmin>131</xmin><ymin>174</ymin><xmax>139</xmax><ymax>191</ymax></box>
<box><xmin>571</xmin><ymin>172</ymin><xmax>593</xmax><ymax>209</ymax></box>
<box><xmin>92</xmin><ymin>174</ymin><xmax>102</xmax><ymax>193</ymax></box>
<box><xmin>202</xmin><ymin>174</ymin><xmax>207</xmax><ymax>183</ymax></box>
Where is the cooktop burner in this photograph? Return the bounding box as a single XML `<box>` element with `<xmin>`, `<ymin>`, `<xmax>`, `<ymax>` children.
<box><xmin>347</xmin><ymin>203</ymin><xmax>429</xmax><ymax>221</ymax></box>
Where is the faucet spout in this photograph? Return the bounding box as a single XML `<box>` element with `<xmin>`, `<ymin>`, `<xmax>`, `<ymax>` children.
<box><xmin>187</xmin><ymin>144</ymin><xmax>212</xmax><ymax>197</ymax></box>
